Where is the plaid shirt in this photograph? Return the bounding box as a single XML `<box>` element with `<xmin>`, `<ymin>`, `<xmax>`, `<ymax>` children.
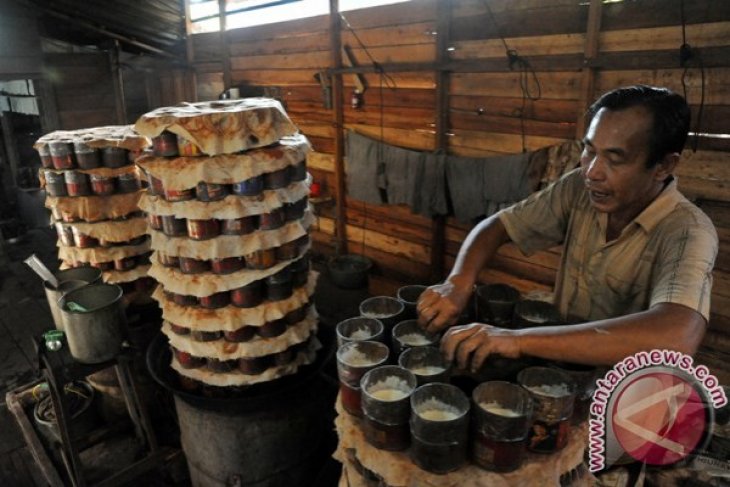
<box><xmin>499</xmin><ymin>168</ymin><xmax>718</xmax><ymax>322</ymax></box>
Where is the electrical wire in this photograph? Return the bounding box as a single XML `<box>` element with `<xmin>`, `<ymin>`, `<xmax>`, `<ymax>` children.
<box><xmin>479</xmin><ymin>0</ymin><xmax>541</xmax><ymax>153</ymax></box>
<box><xmin>679</xmin><ymin>0</ymin><xmax>705</xmax><ymax>153</ymax></box>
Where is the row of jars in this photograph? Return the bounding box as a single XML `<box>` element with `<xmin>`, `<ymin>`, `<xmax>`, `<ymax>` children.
<box><xmin>172</xmin><ymin>333</ymin><xmax>316</xmax><ymax>377</ymax></box>
<box><xmin>158</xmin><ymin>235</ymin><xmax>309</xmax><ymax>275</ymax></box>
<box><xmin>170</xmin><ymin>302</ymin><xmax>310</xmax><ymax>343</ymax></box>
<box><xmin>45</xmin><ymin>169</ymin><xmax>140</xmax><ymax>197</ymax></box>
<box><xmin>55</xmin><ymin>224</ymin><xmax>148</xmax><ymax>249</ymax></box>
<box><xmin>62</xmin><ymin>251</ymin><xmax>152</xmax><ymax>273</ymax></box>
<box><xmin>145</xmin><ymin>160</ymin><xmax>307</xmax><ymax>202</ymax></box>
<box><xmin>38</xmin><ymin>141</ymin><xmax>138</xmax><ymax>170</ymax></box>
<box><xmin>162</xmin><ymin>256</ymin><xmax>309</xmax><ymax>309</ymax></box>
<box><xmin>148</xmin><ymin>197</ymin><xmax>307</xmax><ymax>239</ymax></box>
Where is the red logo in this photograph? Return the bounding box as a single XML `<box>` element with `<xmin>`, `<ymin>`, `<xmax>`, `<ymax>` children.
<box><xmin>611</xmin><ymin>370</ymin><xmax>709</xmax><ymax>465</ymax></box>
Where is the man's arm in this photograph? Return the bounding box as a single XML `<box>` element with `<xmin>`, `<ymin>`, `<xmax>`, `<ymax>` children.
<box><xmin>416</xmin><ymin>214</ymin><xmax>511</xmax><ymax>333</ymax></box>
<box><xmin>442</xmin><ymin>302</ymin><xmax>707</xmax><ymax>370</ymax></box>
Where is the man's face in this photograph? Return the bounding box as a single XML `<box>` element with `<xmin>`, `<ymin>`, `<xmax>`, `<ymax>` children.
<box><xmin>580</xmin><ymin>106</ymin><xmax>665</xmax><ymax>222</ymax></box>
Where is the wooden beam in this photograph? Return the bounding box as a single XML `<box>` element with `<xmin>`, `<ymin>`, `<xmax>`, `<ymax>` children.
<box><xmin>182</xmin><ymin>0</ymin><xmax>198</xmax><ymax>102</ymax></box>
<box><xmin>430</xmin><ymin>0</ymin><xmax>450</xmax><ymax>283</ymax></box>
<box><xmin>35</xmin><ymin>78</ymin><xmax>60</xmax><ymax>133</ymax></box>
<box><xmin>218</xmin><ymin>0</ymin><xmax>232</xmax><ymax>91</ymax></box>
<box><xmin>576</xmin><ymin>0</ymin><xmax>603</xmax><ymax>138</ymax></box>
<box><xmin>330</xmin><ymin>0</ymin><xmax>347</xmax><ymax>255</ymax></box>
<box><xmin>0</xmin><ymin>112</ymin><xmax>20</xmax><ymax>188</ymax></box>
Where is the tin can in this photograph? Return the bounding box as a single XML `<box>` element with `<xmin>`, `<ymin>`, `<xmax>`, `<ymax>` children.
<box><xmin>152</xmin><ymin>131</ymin><xmax>179</xmax><ymax>157</ymax></box>
<box><xmin>274</xmin><ymin>347</ymin><xmax>296</xmax><ymax>366</ymax></box>
<box><xmin>38</xmin><ymin>145</ymin><xmax>53</xmax><ymax>168</ymax></box>
<box><xmin>173</xmin><ymin>347</ymin><xmax>205</xmax><ymax>369</ymax></box>
<box><xmin>196</xmin><ymin>182</ymin><xmax>229</xmax><ymax>202</ymax></box>
<box><xmin>169</xmin><ymin>323</ymin><xmax>190</xmax><ymax>335</ymax></box>
<box><xmin>164</xmin><ymin>187</ymin><xmax>195</xmax><ymax>202</ymax></box>
<box><xmin>224</xmin><ymin>326</ymin><xmax>257</xmax><ymax>343</ymax></box>
<box><xmin>284</xmin><ymin>304</ymin><xmax>309</xmax><ymax>325</ymax></box>
<box><xmin>290</xmin><ymin>160</ymin><xmax>307</xmax><ymax>182</ymax></box>
<box><xmin>284</xmin><ymin>197</ymin><xmax>308</xmax><ymax>221</ymax></box>
<box><xmin>145</xmin><ymin>172</ymin><xmax>165</xmax><ymax>196</ymax></box>
<box><xmin>65</xmin><ymin>171</ymin><xmax>91</xmax><ymax>196</ymax></box>
<box><xmin>101</xmin><ymin>147</ymin><xmax>128</xmax><ymax>168</ymax></box>
<box><xmin>275</xmin><ymin>240</ymin><xmax>299</xmax><ymax>261</ymax></box>
<box><xmin>49</xmin><ymin>141</ymin><xmax>75</xmax><ymax>169</ymax></box>
<box><xmin>263</xmin><ymin>167</ymin><xmax>291</xmax><ymax>190</ymax></box>
<box><xmin>147</xmin><ymin>213</ymin><xmax>163</xmax><ymax>231</ymax></box>
<box><xmin>90</xmin><ymin>174</ymin><xmax>115</xmax><ymax>196</ymax></box>
<box><xmin>114</xmin><ymin>256</ymin><xmax>137</xmax><ymax>271</ymax></box>
<box><xmin>211</xmin><ymin>257</ymin><xmax>245</xmax><ymax>275</ymax></box>
<box><xmin>116</xmin><ymin>173</ymin><xmax>139</xmax><ymax>193</ymax></box>
<box><xmin>73</xmin><ymin>141</ymin><xmax>101</xmax><ymax>169</ymax></box>
<box><xmin>230</xmin><ymin>280</ymin><xmax>264</xmax><ymax>308</ymax></box>
<box><xmin>55</xmin><ymin>222</ymin><xmax>74</xmax><ymax>246</ymax></box>
<box><xmin>179</xmin><ymin>256</ymin><xmax>211</xmax><ymax>274</ymax></box>
<box><xmin>221</xmin><ymin>215</ymin><xmax>257</xmax><ymax>235</ymax></box>
<box><xmin>91</xmin><ymin>261</ymin><xmax>114</xmax><ymax>271</ymax></box>
<box><xmin>231</xmin><ymin>175</ymin><xmax>264</xmax><ymax>197</ymax></box>
<box><xmin>45</xmin><ymin>170</ymin><xmax>68</xmax><ymax>197</ymax></box>
<box><xmin>360</xmin><ymin>366</ymin><xmax>417</xmax><ymax>451</ymax></box>
<box><xmin>207</xmin><ymin>358</ymin><xmax>237</xmax><ymax>374</ymax></box>
<box><xmin>161</xmin><ymin>215</ymin><xmax>187</xmax><ymax>237</ymax></box>
<box><xmin>256</xmin><ymin>319</ymin><xmax>287</xmax><ymax>338</ymax></box>
<box><xmin>259</xmin><ymin>207</ymin><xmax>286</xmax><ymax>231</ymax></box>
<box><xmin>244</xmin><ymin>248</ymin><xmax>277</xmax><ymax>270</ymax></box>
<box><xmin>134</xmin><ymin>277</ymin><xmax>156</xmax><ymax>294</ymax></box>
<box><xmin>265</xmin><ymin>270</ymin><xmax>293</xmax><ymax>302</ymax></box>
<box><xmin>158</xmin><ymin>253</ymin><xmax>180</xmax><ymax>268</ymax></box>
<box><xmin>340</xmin><ymin>382</ymin><xmax>363</xmax><ymax>417</ymax></box>
<box><xmin>199</xmin><ymin>292</ymin><xmax>230</xmax><ymax>309</ymax></box>
<box><xmin>71</xmin><ymin>227</ymin><xmax>99</xmax><ymax>248</ymax></box>
<box><xmin>171</xmin><ymin>292</ymin><xmax>198</xmax><ymax>307</ymax></box>
<box><xmin>288</xmin><ymin>255</ymin><xmax>310</xmax><ymax>287</ymax></box>
<box><xmin>177</xmin><ymin>135</ymin><xmax>201</xmax><ymax>156</ymax></box>
<box><xmin>191</xmin><ymin>330</ymin><xmax>223</xmax><ymax>342</ymax></box>
<box><xmin>239</xmin><ymin>356</ymin><xmax>271</xmax><ymax>376</ymax></box>
<box><xmin>186</xmin><ymin>219</ymin><xmax>220</xmax><ymax>240</ymax></box>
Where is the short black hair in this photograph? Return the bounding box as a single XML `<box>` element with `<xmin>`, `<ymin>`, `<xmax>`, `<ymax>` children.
<box><xmin>587</xmin><ymin>85</ymin><xmax>691</xmax><ymax>168</ymax></box>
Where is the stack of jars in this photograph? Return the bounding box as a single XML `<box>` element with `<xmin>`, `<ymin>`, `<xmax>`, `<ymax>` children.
<box><xmin>35</xmin><ymin>126</ymin><xmax>156</xmax><ymax>302</ymax></box>
<box><xmin>134</xmin><ymin>98</ymin><xmax>319</xmax><ymax>391</ymax></box>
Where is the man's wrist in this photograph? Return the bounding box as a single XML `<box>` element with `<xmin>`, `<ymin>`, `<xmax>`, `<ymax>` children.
<box><xmin>445</xmin><ymin>273</ymin><xmax>474</xmax><ymax>295</ymax></box>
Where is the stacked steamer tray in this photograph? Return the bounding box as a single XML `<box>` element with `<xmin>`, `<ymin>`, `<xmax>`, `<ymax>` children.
<box><xmin>134</xmin><ymin>98</ymin><xmax>319</xmax><ymax>391</ymax></box>
<box><xmin>35</xmin><ymin>126</ymin><xmax>155</xmax><ymax>303</ymax></box>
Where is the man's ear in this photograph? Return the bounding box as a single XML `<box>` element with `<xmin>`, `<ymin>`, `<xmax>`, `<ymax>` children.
<box><xmin>654</xmin><ymin>152</ymin><xmax>680</xmax><ymax>181</ymax></box>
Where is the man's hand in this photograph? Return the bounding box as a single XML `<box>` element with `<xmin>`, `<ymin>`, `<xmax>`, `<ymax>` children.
<box><xmin>416</xmin><ymin>280</ymin><xmax>472</xmax><ymax>333</ymax></box>
<box><xmin>441</xmin><ymin>323</ymin><xmax>522</xmax><ymax>372</ymax></box>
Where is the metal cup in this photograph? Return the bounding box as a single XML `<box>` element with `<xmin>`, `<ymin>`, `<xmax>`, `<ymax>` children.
<box><xmin>398</xmin><ymin>346</ymin><xmax>451</xmax><ymax>386</ymax></box>
<box><xmin>336</xmin><ymin>317</ymin><xmax>384</xmax><ymax>348</ymax></box>
<box><xmin>392</xmin><ymin>319</ymin><xmax>439</xmax><ymax>355</ymax></box>
<box><xmin>475</xmin><ymin>283</ymin><xmax>520</xmax><ymax>326</ymax></box>
<box><xmin>43</xmin><ymin>267</ymin><xmax>103</xmax><ymax>330</ymax></box>
<box><xmin>396</xmin><ymin>284</ymin><xmax>427</xmax><ymax>320</ymax></box>
<box><xmin>360</xmin><ymin>365</ymin><xmax>416</xmax><ymax>451</ymax></box>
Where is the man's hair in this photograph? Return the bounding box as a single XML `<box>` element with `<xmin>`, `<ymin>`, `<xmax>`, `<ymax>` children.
<box><xmin>587</xmin><ymin>85</ymin><xmax>691</xmax><ymax>168</ymax></box>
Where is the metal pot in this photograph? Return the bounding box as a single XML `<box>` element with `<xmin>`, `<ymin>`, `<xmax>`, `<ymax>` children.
<box><xmin>59</xmin><ymin>284</ymin><xmax>126</xmax><ymax>364</ymax></box>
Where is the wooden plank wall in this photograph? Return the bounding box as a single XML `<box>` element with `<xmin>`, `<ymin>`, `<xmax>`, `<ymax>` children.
<box><xmin>190</xmin><ymin>0</ymin><xmax>730</xmax><ymax>378</ymax></box>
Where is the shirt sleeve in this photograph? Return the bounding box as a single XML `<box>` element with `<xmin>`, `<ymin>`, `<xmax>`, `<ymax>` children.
<box><xmin>498</xmin><ymin>167</ymin><xmax>583</xmax><ymax>256</ymax></box>
<box><xmin>649</xmin><ymin>208</ymin><xmax>718</xmax><ymax>322</ymax></box>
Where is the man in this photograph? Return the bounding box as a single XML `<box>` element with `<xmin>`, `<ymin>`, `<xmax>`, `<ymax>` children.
<box><xmin>417</xmin><ymin>85</ymin><xmax>718</xmax><ymax>372</ymax></box>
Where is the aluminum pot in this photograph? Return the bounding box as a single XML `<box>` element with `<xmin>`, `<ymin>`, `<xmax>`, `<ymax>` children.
<box><xmin>59</xmin><ymin>284</ymin><xmax>126</xmax><ymax>364</ymax></box>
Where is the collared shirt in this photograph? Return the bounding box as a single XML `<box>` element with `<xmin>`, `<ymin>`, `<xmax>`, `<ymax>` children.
<box><xmin>498</xmin><ymin>168</ymin><xmax>718</xmax><ymax>322</ymax></box>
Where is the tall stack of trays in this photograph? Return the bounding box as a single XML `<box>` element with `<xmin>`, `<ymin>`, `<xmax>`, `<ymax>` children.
<box><xmin>35</xmin><ymin>126</ymin><xmax>155</xmax><ymax>303</ymax></box>
<box><xmin>134</xmin><ymin>98</ymin><xmax>319</xmax><ymax>392</ymax></box>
